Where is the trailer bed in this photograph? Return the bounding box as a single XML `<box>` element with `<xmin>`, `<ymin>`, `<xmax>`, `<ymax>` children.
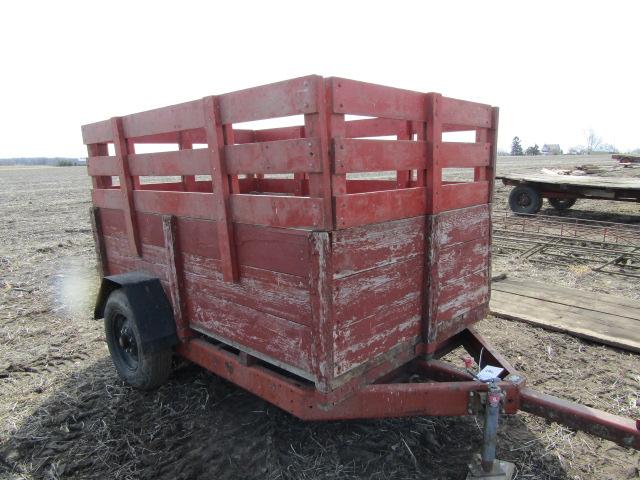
<box><xmin>499</xmin><ymin>172</ymin><xmax>640</xmax><ymax>213</ymax></box>
<box><xmin>498</xmin><ymin>173</ymin><xmax>640</xmax><ymax>189</ymax></box>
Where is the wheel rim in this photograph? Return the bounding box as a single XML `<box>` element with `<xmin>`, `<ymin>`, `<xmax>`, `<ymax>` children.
<box><xmin>113</xmin><ymin>314</ymin><xmax>139</xmax><ymax>370</ymax></box>
<box><xmin>516</xmin><ymin>192</ymin><xmax>532</xmax><ymax>207</ymax></box>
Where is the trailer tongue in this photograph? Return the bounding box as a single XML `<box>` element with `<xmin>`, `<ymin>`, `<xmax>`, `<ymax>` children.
<box><xmin>82</xmin><ymin>75</ymin><xmax>639</xmax><ymax>479</ymax></box>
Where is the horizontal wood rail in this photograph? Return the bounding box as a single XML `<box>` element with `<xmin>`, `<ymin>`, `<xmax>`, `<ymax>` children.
<box><xmin>92</xmin><ymin>189</ymin><xmax>325</xmax><ymax>229</ymax></box>
<box><xmin>84</xmin><ymin>76</ymin><xmax>498</xmax><ymax>240</ymax></box>
<box><xmin>334</xmin><ymin>139</ymin><xmax>427</xmax><ymax>174</ymax></box>
<box><xmin>88</xmin><ymin>138</ymin><xmax>323</xmax><ymax>177</ymax></box>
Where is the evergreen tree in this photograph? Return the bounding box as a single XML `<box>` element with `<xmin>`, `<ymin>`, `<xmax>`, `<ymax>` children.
<box><xmin>511</xmin><ymin>136</ymin><xmax>524</xmax><ymax>156</ymax></box>
<box><xmin>525</xmin><ymin>144</ymin><xmax>540</xmax><ymax>155</ymax></box>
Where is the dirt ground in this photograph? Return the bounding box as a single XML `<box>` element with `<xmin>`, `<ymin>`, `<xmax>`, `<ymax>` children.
<box><xmin>0</xmin><ymin>158</ymin><xmax>639</xmax><ymax>480</ymax></box>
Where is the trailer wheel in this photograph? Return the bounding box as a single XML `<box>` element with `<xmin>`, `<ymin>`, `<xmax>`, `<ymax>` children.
<box><xmin>548</xmin><ymin>197</ymin><xmax>577</xmax><ymax>210</ymax></box>
<box><xmin>104</xmin><ymin>289</ymin><xmax>172</xmax><ymax>390</ymax></box>
<box><xmin>508</xmin><ymin>185</ymin><xmax>542</xmax><ymax>214</ymax></box>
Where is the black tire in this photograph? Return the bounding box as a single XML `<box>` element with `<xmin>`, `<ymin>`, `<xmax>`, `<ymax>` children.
<box><xmin>508</xmin><ymin>185</ymin><xmax>542</xmax><ymax>214</ymax></box>
<box><xmin>548</xmin><ymin>197</ymin><xmax>577</xmax><ymax>210</ymax></box>
<box><xmin>104</xmin><ymin>289</ymin><xmax>172</xmax><ymax>390</ymax></box>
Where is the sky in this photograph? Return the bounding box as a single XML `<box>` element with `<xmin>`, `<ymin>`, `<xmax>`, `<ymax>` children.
<box><xmin>0</xmin><ymin>0</ymin><xmax>638</xmax><ymax>158</ymax></box>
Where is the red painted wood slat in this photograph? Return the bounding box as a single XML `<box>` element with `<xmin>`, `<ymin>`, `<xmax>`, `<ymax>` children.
<box><xmin>439</xmin><ymin>96</ymin><xmax>492</xmax><ymax>129</ymax></box>
<box><xmin>218</xmin><ymin>75</ymin><xmax>319</xmax><ymax>124</ymax></box>
<box><xmin>334</xmin><ymin>187</ymin><xmax>427</xmax><ymax>229</ymax></box>
<box><xmin>230</xmin><ymin>194</ymin><xmax>324</xmax><ymax>229</ymax></box>
<box><xmin>87</xmin><ymin>155</ymin><xmax>119</xmax><ymax>176</ymax></box>
<box><xmin>440</xmin><ymin>142</ymin><xmax>491</xmax><ymax>168</ymax></box>
<box><xmin>332</xmin><ymin>77</ymin><xmax>427</xmax><ymax>121</ymax></box>
<box><xmin>334</xmin><ymin>138</ymin><xmax>427</xmax><ymax>174</ymax></box>
<box><xmin>253</xmin><ymin>126</ymin><xmax>304</xmax><ymax>142</ymax></box>
<box><xmin>439</xmin><ymin>181</ymin><xmax>489</xmax><ymax>211</ymax></box>
<box><xmin>345</xmin><ymin>117</ymin><xmax>407</xmax><ymax>138</ymax></box>
<box><xmin>225</xmin><ymin>138</ymin><xmax>322</xmax><ymax>175</ymax></box>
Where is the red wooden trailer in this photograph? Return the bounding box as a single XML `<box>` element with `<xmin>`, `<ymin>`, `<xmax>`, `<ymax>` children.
<box><xmin>82</xmin><ymin>76</ymin><xmax>639</xmax><ymax>478</ymax></box>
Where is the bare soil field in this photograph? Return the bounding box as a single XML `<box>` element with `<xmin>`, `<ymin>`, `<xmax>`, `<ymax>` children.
<box><xmin>0</xmin><ymin>157</ymin><xmax>639</xmax><ymax>480</ymax></box>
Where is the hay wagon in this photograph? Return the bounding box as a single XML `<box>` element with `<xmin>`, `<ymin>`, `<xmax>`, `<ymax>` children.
<box><xmin>82</xmin><ymin>76</ymin><xmax>639</xmax><ymax>478</ymax></box>
<box><xmin>499</xmin><ymin>173</ymin><xmax>640</xmax><ymax>214</ymax></box>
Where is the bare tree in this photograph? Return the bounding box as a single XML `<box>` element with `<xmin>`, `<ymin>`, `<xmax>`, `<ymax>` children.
<box><xmin>585</xmin><ymin>129</ymin><xmax>602</xmax><ymax>154</ymax></box>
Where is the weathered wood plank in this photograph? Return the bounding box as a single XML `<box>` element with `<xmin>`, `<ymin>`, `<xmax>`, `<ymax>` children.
<box><xmin>493</xmin><ymin>278</ymin><xmax>640</xmax><ymax>322</ymax></box>
<box><xmin>334</xmin><ymin>256</ymin><xmax>423</xmax><ymax>328</ymax></box>
<box><xmin>439</xmin><ymin>181</ymin><xmax>489</xmax><ymax>211</ymax></box>
<box><xmin>230</xmin><ymin>194</ymin><xmax>324</xmax><ymax>229</ymax></box>
<box><xmin>218</xmin><ymin>75</ymin><xmax>319</xmax><ymax>124</ymax></box>
<box><xmin>345</xmin><ymin>117</ymin><xmax>407</xmax><ymax>138</ymax></box>
<box><xmin>162</xmin><ymin>215</ymin><xmax>190</xmax><ymax>339</ymax></box>
<box><xmin>185</xmin><ymin>288</ymin><xmax>314</xmax><ymax>374</ymax></box>
<box><xmin>437</xmin><ymin>238</ymin><xmax>489</xmax><ymax>284</ymax></box>
<box><xmin>440</xmin><ymin>142</ymin><xmax>491</xmax><ymax>168</ymax></box>
<box><xmin>333</xmin><ymin>138</ymin><xmax>427</xmax><ymax>173</ymax></box>
<box><xmin>439</xmin><ymin>96</ymin><xmax>492</xmax><ymax>129</ymax></box>
<box><xmin>332</xmin><ymin>77</ymin><xmax>427</xmax><ymax>121</ymax></box>
<box><xmin>225</xmin><ymin>138</ymin><xmax>322</xmax><ymax>175</ymax></box>
<box><xmin>100</xmin><ymin>210</ymin><xmax>311</xmax><ymax>277</ymax></box>
<box><xmin>309</xmin><ymin>232</ymin><xmax>334</xmax><ymax>392</ymax></box>
<box><xmin>491</xmin><ymin>290</ymin><xmax>640</xmax><ymax>353</ymax></box>
<box><xmin>182</xmin><ymin>253</ymin><xmax>311</xmax><ymax>326</ymax></box>
<box><xmin>332</xmin><ymin>216</ymin><xmax>426</xmax><ymax>278</ymax></box>
<box><xmin>129</xmin><ymin>149</ymin><xmax>209</xmax><ymax>176</ymax></box>
<box><xmin>335</xmin><ymin>187</ymin><xmax>427</xmax><ymax>229</ymax></box>
<box><xmin>432</xmin><ymin>204</ymin><xmax>490</xmax><ymax>247</ymax></box>
<box><xmin>497</xmin><ymin>173</ymin><xmax>640</xmax><ymax>190</ymax></box>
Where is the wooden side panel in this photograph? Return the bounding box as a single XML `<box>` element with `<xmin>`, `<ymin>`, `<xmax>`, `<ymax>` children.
<box><xmin>186</xmin><ymin>290</ymin><xmax>314</xmax><ymax>375</ymax></box>
<box><xmin>332</xmin><ymin>216</ymin><xmax>426</xmax><ymax>278</ymax></box>
<box><xmin>99</xmin><ymin>212</ymin><xmax>315</xmax><ymax>376</ymax></box>
<box><xmin>182</xmin><ymin>254</ymin><xmax>311</xmax><ymax>326</ymax></box>
<box><xmin>426</xmin><ymin>204</ymin><xmax>491</xmax><ymax>344</ymax></box>
<box><xmin>98</xmin><ymin>209</ymin><xmax>310</xmax><ymax>277</ymax></box>
<box><xmin>330</xmin><ymin>220</ymin><xmax>425</xmax><ymax>378</ymax></box>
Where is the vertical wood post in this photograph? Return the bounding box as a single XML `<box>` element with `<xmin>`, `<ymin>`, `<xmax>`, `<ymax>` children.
<box><xmin>111</xmin><ymin>117</ymin><xmax>141</xmax><ymax>256</ymax></box>
<box><xmin>415</xmin><ymin>121</ymin><xmax>427</xmax><ymax>187</ymax></box>
<box><xmin>223</xmin><ymin>125</ymin><xmax>241</xmax><ymax>194</ymax></box>
<box><xmin>163</xmin><ymin>215</ymin><xmax>190</xmax><ymax>340</ymax></box>
<box><xmin>426</xmin><ymin>93</ymin><xmax>443</xmax><ymax>214</ymax></box>
<box><xmin>304</xmin><ymin>76</ymin><xmax>337</xmax><ymax>229</ymax></box>
<box><xmin>179</xmin><ymin>132</ymin><xmax>197</xmax><ymax>191</ymax></box>
<box><xmin>89</xmin><ymin>207</ymin><xmax>108</xmax><ymax>278</ymax></box>
<box><xmin>396</xmin><ymin>120</ymin><xmax>413</xmax><ymax>188</ymax></box>
<box><xmin>309</xmin><ymin>231</ymin><xmax>334</xmax><ymax>392</ymax></box>
<box><xmin>203</xmin><ymin>96</ymin><xmax>239</xmax><ymax>283</ymax></box>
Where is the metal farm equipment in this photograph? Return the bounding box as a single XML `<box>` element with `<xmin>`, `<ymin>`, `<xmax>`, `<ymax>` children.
<box><xmin>82</xmin><ymin>76</ymin><xmax>640</xmax><ymax>479</ymax></box>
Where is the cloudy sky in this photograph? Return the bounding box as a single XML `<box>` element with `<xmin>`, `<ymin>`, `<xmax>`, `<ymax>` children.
<box><xmin>1</xmin><ymin>0</ymin><xmax>637</xmax><ymax>157</ymax></box>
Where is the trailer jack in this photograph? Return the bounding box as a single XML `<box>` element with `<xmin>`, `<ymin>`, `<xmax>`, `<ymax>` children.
<box><xmin>466</xmin><ymin>381</ymin><xmax>515</xmax><ymax>480</ymax></box>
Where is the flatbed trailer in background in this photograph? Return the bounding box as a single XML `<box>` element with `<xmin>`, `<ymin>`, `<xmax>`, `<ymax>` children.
<box><xmin>498</xmin><ymin>173</ymin><xmax>640</xmax><ymax>214</ymax></box>
<box><xmin>613</xmin><ymin>153</ymin><xmax>640</xmax><ymax>165</ymax></box>
<box><xmin>82</xmin><ymin>76</ymin><xmax>639</xmax><ymax>479</ymax></box>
